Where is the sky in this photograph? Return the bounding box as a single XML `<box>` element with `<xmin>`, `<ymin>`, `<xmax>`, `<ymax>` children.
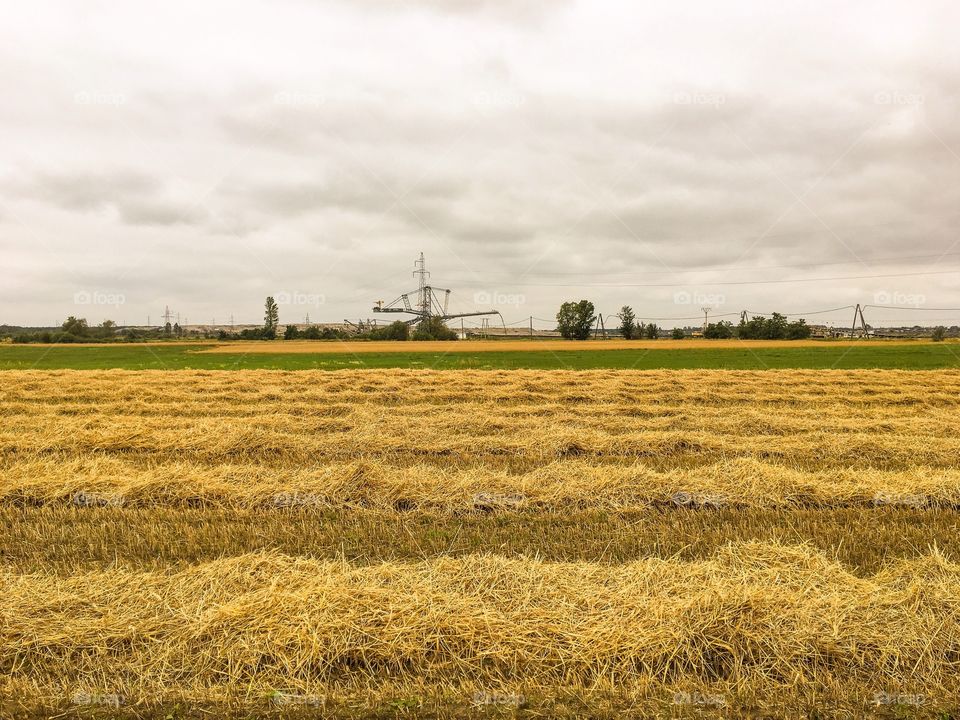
<box><xmin>2</xmin><ymin>0</ymin><xmax>959</xmax><ymax>329</ymax></box>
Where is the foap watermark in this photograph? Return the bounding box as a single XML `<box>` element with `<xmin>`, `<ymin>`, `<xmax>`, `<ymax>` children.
<box><xmin>274</xmin><ymin>90</ymin><xmax>326</xmax><ymax>108</ymax></box>
<box><xmin>874</xmin><ymin>91</ymin><xmax>924</xmax><ymax>107</ymax></box>
<box><xmin>74</xmin><ymin>90</ymin><xmax>126</xmax><ymax>107</ymax></box>
<box><xmin>673</xmin><ymin>290</ymin><xmax>726</xmax><ymax>306</ymax></box>
<box><xmin>674</xmin><ymin>91</ymin><xmax>726</xmax><ymax>107</ymax></box>
<box><xmin>72</xmin><ymin>491</ymin><xmax>124</xmax><ymax>508</ymax></box>
<box><xmin>71</xmin><ymin>692</ymin><xmax>123</xmax><ymax>708</ymax></box>
<box><xmin>473</xmin><ymin>89</ymin><xmax>526</xmax><ymax>111</ymax></box>
<box><xmin>474</xmin><ymin>290</ymin><xmax>526</xmax><ymax>308</ymax></box>
<box><xmin>472</xmin><ymin>691</ymin><xmax>526</xmax><ymax>707</ymax></box>
<box><xmin>873</xmin><ymin>290</ymin><xmax>925</xmax><ymax>307</ymax></box>
<box><xmin>275</xmin><ymin>291</ymin><xmax>326</xmax><ymax>308</ymax></box>
<box><xmin>272</xmin><ymin>492</ymin><xmax>325</xmax><ymax>508</ymax></box>
<box><xmin>73</xmin><ymin>290</ymin><xmax>126</xmax><ymax>308</ymax></box>
<box><xmin>673</xmin><ymin>691</ymin><xmax>726</xmax><ymax>708</ymax></box>
<box><xmin>270</xmin><ymin>691</ymin><xmax>324</xmax><ymax>708</ymax></box>
<box><xmin>873</xmin><ymin>692</ymin><xmax>924</xmax><ymax>707</ymax></box>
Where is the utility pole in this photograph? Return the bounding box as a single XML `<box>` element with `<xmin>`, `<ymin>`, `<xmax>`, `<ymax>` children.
<box><xmin>230</xmin><ymin>315</ymin><xmax>234</xmax><ymax>331</ymax></box>
<box><xmin>701</xmin><ymin>307</ymin><xmax>711</xmax><ymax>334</ymax></box>
<box><xmin>530</xmin><ymin>316</ymin><xmax>533</xmax><ymax>337</ymax></box>
<box><xmin>147</xmin><ymin>315</ymin><xmax>151</xmax><ymax>327</ymax></box>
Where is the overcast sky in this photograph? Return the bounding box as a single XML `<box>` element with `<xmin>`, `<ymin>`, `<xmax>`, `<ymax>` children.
<box><xmin>2</xmin><ymin>0</ymin><xmax>959</xmax><ymax>329</ymax></box>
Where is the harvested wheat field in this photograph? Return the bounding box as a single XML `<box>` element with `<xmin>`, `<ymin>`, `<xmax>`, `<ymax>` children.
<box><xmin>2</xmin><ymin>368</ymin><xmax>960</xmax><ymax>718</ymax></box>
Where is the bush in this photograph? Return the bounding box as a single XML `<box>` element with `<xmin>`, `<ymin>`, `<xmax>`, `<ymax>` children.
<box><xmin>644</xmin><ymin>323</ymin><xmax>660</xmax><ymax>340</ymax></box>
<box><xmin>284</xmin><ymin>325</ymin><xmax>300</xmax><ymax>340</ymax></box>
<box><xmin>932</xmin><ymin>326</ymin><xmax>947</xmax><ymax>342</ymax></box>
<box><xmin>671</xmin><ymin>328</ymin><xmax>685</xmax><ymax>340</ymax></box>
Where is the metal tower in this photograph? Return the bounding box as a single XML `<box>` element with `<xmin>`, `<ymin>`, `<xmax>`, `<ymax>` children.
<box><xmin>373</xmin><ymin>253</ymin><xmax>503</xmax><ymax>328</ymax></box>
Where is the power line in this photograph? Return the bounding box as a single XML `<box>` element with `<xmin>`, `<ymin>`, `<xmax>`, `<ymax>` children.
<box><xmin>745</xmin><ymin>305</ymin><xmax>855</xmax><ymax>317</ymax></box>
<box><xmin>469</xmin><ymin>268</ymin><xmax>960</xmax><ymax>289</ymax></box>
<box><xmin>461</xmin><ymin>251</ymin><xmax>960</xmax><ymax>279</ymax></box>
<box><xmin>863</xmin><ymin>305</ymin><xmax>960</xmax><ymax>311</ymax></box>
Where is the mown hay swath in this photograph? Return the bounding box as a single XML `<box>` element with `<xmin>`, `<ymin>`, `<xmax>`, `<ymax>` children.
<box><xmin>2</xmin><ymin>543</ymin><xmax>959</xmax><ymax>702</ymax></box>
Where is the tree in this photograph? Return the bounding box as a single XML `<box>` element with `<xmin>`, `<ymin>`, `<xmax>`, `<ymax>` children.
<box><xmin>173</xmin><ymin>322</ymin><xmax>182</xmax><ymax>338</ymax></box>
<box><xmin>786</xmin><ymin>319</ymin><xmax>812</xmax><ymax>340</ymax></box>
<box><xmin>704</xmin><ymin>321</ymin><xmax>734</xmax><ymax>339</ymax></box>
<box><xmin>412</xmin><ymin>316</ymin><xmax>457</xmax><ymax>341</ymax></box>
<box><xmin>263</xmin><ymin>297</ymin><xmax>279</xmax><ymax>337</ymax></box>
<box><xmin>164</xmin><ymin>322</ymin><xmax>172</xmax><ymax>337</ymax></box>
<box><xmin>284</xmin><ymin>324</ymin><xmax>300</xmax><ymax>340</ymax></box>
<box><xmin>61</xmin><ymin>316</ymin><xmax>89</xmax><ymax>337</ymax></box>
<box><xmin>671</xmin><ymin>328</ymin><xmax>685</xmax><ymax>340</ymax></box>
<box><xmin>369</xmin><ymin>321</ymin><xmax>410</xmax><ymax>341</ymax></box>
<box><xmin>95</xmin><ymin>320</ymin><xmax>117</xmax><ymax>339</ymax></box>
<box><xmin>619</xmin><ymin>305</ymin><xmax>637</xmax><ymax>340</ymax></box>
<box><xmin>932</xmin><ymin>326</ymin><xmax>947</xmax><ymax>342</ymax></box>
<box><xmin>766</xmin><ymin>312</ymin><xmax>788</xmax><ymax>340</ymax></box>
<box><xmin>645</xmin><ymin>322</ymin><xmax>660</xmax><ymax>339</ymax></box>
<box><xmin>556</xmin><ymin>300</ymin><xmax>596</xmax><ymax>340</ymax></box>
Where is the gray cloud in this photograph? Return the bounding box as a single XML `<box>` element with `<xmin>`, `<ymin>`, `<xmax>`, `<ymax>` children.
<box><xmin>2</xmin><ymin>0</ymin><xmax>959</xmax><ymax>327</ymax></box>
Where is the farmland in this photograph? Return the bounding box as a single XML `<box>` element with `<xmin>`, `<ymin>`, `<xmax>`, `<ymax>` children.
<box><xmin>2</xmin><ymin>368</ymin><xmax>959</xmax><ymax>717</ymax></box>
<box><xmin>1</xmin><ymin>338</ymin><xmax>959</xmax><ymax>370</ymax></box>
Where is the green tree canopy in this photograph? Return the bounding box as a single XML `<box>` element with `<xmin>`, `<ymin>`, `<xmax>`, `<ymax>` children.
<box><xmin>556</xmin><ymin>300</ymin><xmax>596</xmax><ymax>340</ymax></box>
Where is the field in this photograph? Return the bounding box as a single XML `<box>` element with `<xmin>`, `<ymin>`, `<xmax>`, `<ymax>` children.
<box><xmin>1</xmin><ymin>338</ymin><xmax>959</xmax><ymax>370</ymax></box>
<box><xmin>2</xmin><ymin>368</ymin><xmax>960</xmax><ymax>718</ymax></box>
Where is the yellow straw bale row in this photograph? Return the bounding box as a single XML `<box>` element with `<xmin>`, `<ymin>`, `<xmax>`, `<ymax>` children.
<box><xmin>2</xmin><ymin>544</ymin><xmax>958</xmax><ymax>700</ymax></box>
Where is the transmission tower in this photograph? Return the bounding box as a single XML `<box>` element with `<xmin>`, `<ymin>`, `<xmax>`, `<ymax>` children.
<box><xmin>162</xmin><ymin>306</ymin><xmax>173</xmax><ymax>325</ymax></box>
<box><xmin>701</xmin><ymin>307</ymin><xmax>711</xmax><ymax>334</ymax></box>
<box><xmin>850</xmin><ymin>304</ymin><xmax>870</xmax><ymax>338</ymax></box>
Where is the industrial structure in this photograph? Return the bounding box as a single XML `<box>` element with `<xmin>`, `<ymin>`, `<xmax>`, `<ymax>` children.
<box><xmin>373</xmin><ymin>253</ymin><xmax>503</xmax><ymax>328</ymax></box>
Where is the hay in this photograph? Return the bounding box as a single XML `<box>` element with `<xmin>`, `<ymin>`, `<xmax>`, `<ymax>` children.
<box><xmin>4</xmin><ymin>455</ymin><xmax>960</xmax><ymax>511</ymax></box>
<box><xmin>2</xmin><ymin>543</ymin><xmax>958</xmax><ymax>702</ymax></box>
<box><xmin>2</xmin><ymin>369</ymin><xmax>960</xmax><ymax>510</ymax></box>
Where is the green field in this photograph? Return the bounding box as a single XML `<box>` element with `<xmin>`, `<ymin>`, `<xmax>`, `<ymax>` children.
<box><xmin>0</xmin><ymin>341</ymin><xmax>958</xmax><ymax>370</ymax></box>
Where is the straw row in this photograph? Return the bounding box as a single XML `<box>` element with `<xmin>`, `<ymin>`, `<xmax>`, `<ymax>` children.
<box><xmin>3</xmin><ymin>455</ymin><xmax>959</xmax><ymax>510</ymax></box>
<box><xmin>2</xmin><ymin>543</ymin><xmax>958</xmax><ymax>700</ymax></box>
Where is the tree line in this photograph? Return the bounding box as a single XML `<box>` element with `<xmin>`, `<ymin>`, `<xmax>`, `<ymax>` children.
<box><xmin>555</xmin><ymin>300</ymin><xmax>817</xmax><ymax>340</ymax></box>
